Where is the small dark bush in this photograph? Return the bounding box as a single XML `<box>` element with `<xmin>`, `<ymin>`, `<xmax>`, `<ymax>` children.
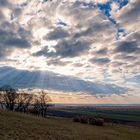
<box><xmin>73</xmin><ymin>116</ymin><xmax>80</xmax><ymax>122</ymax></box>
<box><xmin>89</xmin><ymin>117</ymin><xmax>96</xmax><ymax>125</ymax></box>
<box><xmin>80</xmin><ymin>116</ymin><xmax>88</xmax><ymax>124</ymax></box>
<box><xmin>27</xmin><ymin>109</ymin><xmax>39</xmax><ymax>115</ymax></box>
<box><xmin>73</xmin><ymin>116</ymin><xmax>104</xmax><ymax>126</ymax></box>
<box><xmin>89</xmin><ymin>117</ymin><xmax>104</xmax><ymax>126</ymax></box>
<box><xmin>95</xmin><ymin>118</ymin><xmax>104</xmax><ymax>126</ymax></box>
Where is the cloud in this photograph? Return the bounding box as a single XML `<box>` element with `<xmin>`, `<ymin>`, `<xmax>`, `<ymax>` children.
<box><xmin>0</xmin><ymin>0</ymin><xmax>10</xmax><ymax>7</ymax></box>
<box><xmin>113</xmin><ymin>54</ymin><xmax>137</xmax><ymax>62</ymax></box>
<box><xmin>90</xmin><ymin>57</ymin><xmax>110</xmax><ymax>65</ymax></box>
<box><xmin>0</xmin><ymin>26</ymin><xmax>31</xmax><ymax>58</ymax></box>
<box><xmin>113</xmin><ymin>0</ymin><xmax>140</xmax><ymax>31</ymax></box>
<box><xmin>0</xmin><ymin>1</ymin><xmax>31</xmax><ymax>59</ymax></box>
<box><xmin>0</xmin><ymin>0</ymin><xmax>140</xmax><ymax>103</ymax></box>
<box><xmin>33</xmin><ymin>46</ymin><xmax>49</xmax><ymax>57</ymax></box>
<box><xmin>96</xmin><ymin>48</ymin><xmax>107</xmax><ymax>55</ymax></box>
<box><xmin>114</xmin><ymin>41</ymin><xmax>140</xmax><ymax>53</ymax></box>
<box><xmin>4</xmin><ymin>38</ymin><xmax>30</xmax><ymax>48</ymax></box>
<box><xmin>34</xmin><ymin>39</ymin><xmax>91</xmax><ymax>58</ymax></box>
<box><xmin>0</xmin><ymin>66</ymin><xmax>127</xmax><ymax>94</ymax></box>
<box><xmin>54</xmin><ymin>39</ymin><xmax>91</xmax><ymax>58</ymax></box>
<box><xmin>46</xmin><ymin>27</ymin><xmax>69</xmax><ymax>40</ymax></box>
<box><xmin>127</xmin><ymin>75</ymin><xmax>140</xmax><ymax>84</ymax></box>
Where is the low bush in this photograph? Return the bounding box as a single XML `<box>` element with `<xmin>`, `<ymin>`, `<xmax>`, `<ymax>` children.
<box><xmin>89</xmin><ymin>117</ymin><xmax>96</xmax><ymax>125</ymax></box>
<box><xmin>80</xmin><ymin>116</ymin><xmax>88</xmax><ymax>124</ymax></box>
<box><xmin>73</xmin><ymin>116</ymin><xmax>104</xmax><ymax>126</ymax></box>
<box><xmin>73</xmin><ymin>116</ymin><xmax>80</xmax><ymax>122</ymax></box>
<box><xmin>27</xmin><ymin>108</ymin><xmax>39</xmax><ymax>115</ymax></box>
<box><xmin>89</xmin><ymin>117</ymin><xmax>104</xmax><ymax>126</ymax></box>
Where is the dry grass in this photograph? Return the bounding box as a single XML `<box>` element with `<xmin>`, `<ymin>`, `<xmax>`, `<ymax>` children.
<box><xmin>0</xmin><ymin>111</ymin><xmax>140</xmax><ymax>140</ymax></box>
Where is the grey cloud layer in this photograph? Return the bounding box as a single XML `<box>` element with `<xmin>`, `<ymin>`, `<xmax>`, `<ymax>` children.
<box><xmin>0</xmin><ymin>66</ymin><xmax>126</xmax><ymax>94</ymax></box>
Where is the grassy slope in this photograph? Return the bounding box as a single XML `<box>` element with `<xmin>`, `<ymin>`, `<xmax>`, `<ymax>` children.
<box><xmin>0</xmin><ymin>111</ymin><xmax>140</xmax><ymax>140</ymax></box>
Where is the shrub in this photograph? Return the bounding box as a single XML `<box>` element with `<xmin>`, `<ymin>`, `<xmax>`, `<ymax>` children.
<box><xmin>27</xmin><ymin>108</ymin><xmax>39</xmax><ymax>115</ymax></box>
<box><xmin>73</xmin><ymin>116</ymin><xmax>104</xmax><ymax>126</ymax></box>
<box><xmin>88</xmin><ymin>117</ymin><xmax>96</xmax><ymax>125</ymax></box>
<box><xmin>95</xmin><ymin>118</ymin><xmax>104</xmax><ymax>126</ymax></box>
<box><xmin>73</xmin><ymin>116</ymin><xmax>80</xmax><ymax>122</ymax></box>
<box><xmin>80</xmin><ymin>116</ymin><xmax>88</xmax><ymax>124</ymax></box>
<box><xmin>89</xmin><ymin>117</ymin><xmax>104</xmax><ymax>126</ymax></box>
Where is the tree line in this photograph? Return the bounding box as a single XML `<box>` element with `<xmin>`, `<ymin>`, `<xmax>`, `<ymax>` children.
<box><xmin>0</xmin><ymin>85</ymin><xmax>52</xmax><ymax>118</ymax></box>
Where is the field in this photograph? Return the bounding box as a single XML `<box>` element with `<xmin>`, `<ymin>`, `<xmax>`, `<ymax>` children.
<box><xmin>0</xmin><ymin>110</ymin><xmax>140</xmax><ymax>140</ymax></box>
<box><xmin>47</xmin><ymin>106</ymin><xmax>140</xmax><ymax>127</ymax></box>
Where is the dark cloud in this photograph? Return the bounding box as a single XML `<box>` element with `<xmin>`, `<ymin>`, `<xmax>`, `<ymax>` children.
<box><xmin>114</xmin><ymin>41</ymin><xmax>139</xmax><ymax>53</ymax></box>
<box><xmin>90</xmin><ymin>57</ymin><xmax>110</xmax><ymax>65</ymax></box>
<box><xmin>0</xmin><ymin>29</ymin><xmax>13</xmax><ymax>38</ymax></box>
<box><xmin>4</xmin><ymin>38</ymin><xmax>30</xmax><ymax>48</ymax></box>
<box><xmin>96</xmin><ymin>48</ymin><xmax>108</xmax><ymax>55</ymax></box>
<box><xmin>0</xmin><ymin>50</ymin><xmax>5</xmax><ymax>58</ymax></box>
<box><xmin>0</xmin><ymin>0</ymin><xmax>33</xmax><ymax>59</ymax></box>
<box><xmin>0</xmin><ymin>28</ymin><xmax>31</xmax><ymax>58</ymax></box>
<box><xmin>54</xmin><ymin>40</ymin><xmax>90</xmax><ymax>58</ymax></box>
<box><xmin>46</xmin><ymin>28</ymin><xmax>69</xmax><ymax>40</ymax></box>
<box><xmin>11</xmin><ymin>7</ymin><xmax>22</xmax><ymax>20</ymax></box>
<box><xmin>33</xmin><ymin>39</ymin><xmax>90</xmax><ymax>58</ymax></box>
<box><xmin>0</xmin><ymin>66</ymin><xmax>127</xmax><ymax>94</ymax></box>
<box><xmin>33</xmin><ymin>46</ymin><xmax>50</xmax><ymax>57</ymax></box>
<box><xmin>0</xmin><ymin>0</ymin><xmax>10</xmax><ymax>7</ymax></box>
<box><xmin>0</xmin><ymin>13</ymin><xmax>31</xmax><ymax>58</ymax></box>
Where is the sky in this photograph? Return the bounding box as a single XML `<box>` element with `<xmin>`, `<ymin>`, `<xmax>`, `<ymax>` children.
<box><xmin>0</xmin><ymin>0</ymin><xmax>140</xmax><ymax>104</ymax></box>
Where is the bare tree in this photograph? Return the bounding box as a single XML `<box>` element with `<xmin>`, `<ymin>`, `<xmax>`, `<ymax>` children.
<box><xmin>15</xmin><ymin>92</ymin><xmax>33</xmax><ymax>113</ymax></box>
<box><xmin>34</xmin><ymin>90</ymin><xmax>51</xmax><ymax>117</ymax></box>
<box><xmin>0</xmin><ymin>85</ymin><xmax>17</xmax><ymax>111</ymax></box>
<box><xmin>0</xmin><ymin>92</ymin><xmax>4</xmax><ymax>109</ymax></box>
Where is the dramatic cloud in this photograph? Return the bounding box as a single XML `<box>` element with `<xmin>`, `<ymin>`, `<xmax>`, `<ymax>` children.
<box><xmin>0</xmin><ymin>0</ymin><xmax>140</xmax><ymax>103</ymax></box>
<box><xmin>0</xmin><ymin>66</ymin><xmax>126</xmax><ymax>94</ymax></box>
<box><xmin>46</xmin><ymin>27</ymin><xmax>69</xmax><ymax>40</ymax></box>
<box><xmin>52</xmin><ymin>40</ymin><xmax>90</xmax><ymax>58</ymax></box>
<box><xmin>114</xmin><ymin>41</ymin><xmax>139</xmax><ymax>53</ymax></box>
<box><xmin>0</xmin><ymin>0</ymin><xmax>31</xmax><ymax>58</ymax></box>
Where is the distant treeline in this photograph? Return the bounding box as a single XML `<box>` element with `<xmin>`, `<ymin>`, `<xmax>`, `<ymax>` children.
<box><xmin>0</xmin><ymin>85</ymin><xmax>53</xmax><ymax>118</ymax></box>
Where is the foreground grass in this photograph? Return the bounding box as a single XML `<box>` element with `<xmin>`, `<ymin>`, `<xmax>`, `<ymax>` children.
<box><xmin>0</xmin><ymin>111</ymin><xmax>140</xmax><ymax>140</ymax></box>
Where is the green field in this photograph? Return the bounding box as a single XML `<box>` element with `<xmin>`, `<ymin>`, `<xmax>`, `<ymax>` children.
<box><xmin>0</xmin><ymin>111</ymin><xmax>140</xmax><ymax>140</ymax></box>
<box><xmin>48</xmin><ymin>106</ymin><xmax>140</xmax><ymax>123</ymax></box>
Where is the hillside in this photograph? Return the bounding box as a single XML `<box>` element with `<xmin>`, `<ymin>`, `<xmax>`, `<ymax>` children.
<box><xmin>0</xmin><ymin>111</ymin><xmax>140</xmax><ymax>140</ymax></box>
